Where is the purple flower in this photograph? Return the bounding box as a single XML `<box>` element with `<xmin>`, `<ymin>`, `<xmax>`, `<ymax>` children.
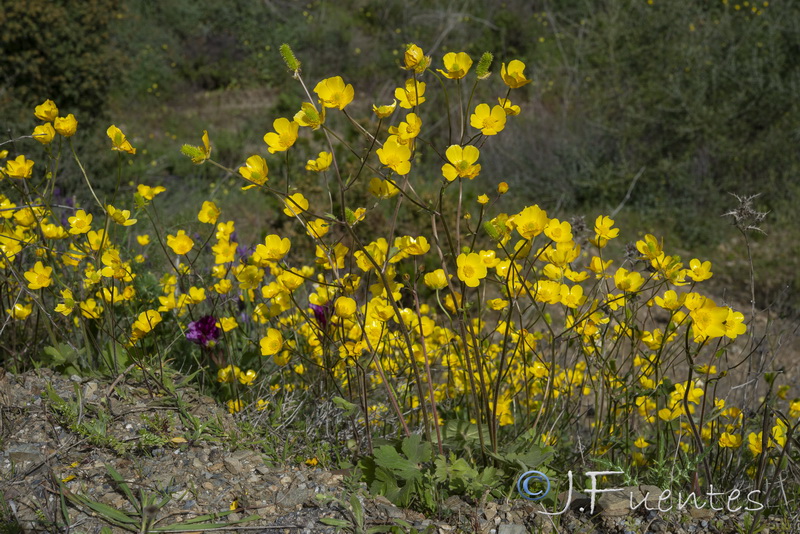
<box><xmin>309</xmin><ymin>303</ymin><xmax>329</xmax><ymax>330</ymax></box>
<box><xmin>186</xmin><ymin>315</ymin><xmax>221</xmax><ymax>348</ymax></box>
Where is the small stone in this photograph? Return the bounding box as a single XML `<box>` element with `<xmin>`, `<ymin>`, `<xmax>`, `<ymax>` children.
<box><xmin>498</xmin><ymin>524</ymin><xmax>527</xmax><ymax>534</ymax></box>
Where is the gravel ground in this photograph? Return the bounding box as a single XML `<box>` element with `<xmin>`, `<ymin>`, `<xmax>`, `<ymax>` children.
<box><xmin>0</xmin><ymin>369</ymin><xmax>792</xmax><ymax>534</ymax></box>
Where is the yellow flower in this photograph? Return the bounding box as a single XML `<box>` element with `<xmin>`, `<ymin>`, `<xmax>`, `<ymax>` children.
<box><xmin>55</xmin><ymin>289</ymin><xmax>75</xmax><ymax>316</ymax></box>
<box><xmin>719</xmin><ymin>432</ymin><xmax>742</xmax><ymax>448</ymax></box>
<box><xmin>403</xmin><ymin>44</ymin><xmax>430</xmax><ymax>72</ymax></box>
<box><xmin>372</xmin><ymin>100</ymin><xmax>397</xmax><ymax>118</ymax></box>
<box><xmin>260</xmin><ymin>328</ymin><xmax>284</xmax><ymax>356</ymax></box>
<box><xmin>107</xmin><ymin>125</ymin><xmax>136</xmax><ymax>154</ymax></box>
<box><xmin>457</xmin><ymin>252</ymin><xmax>488</xmax><ymax>288</ymax></box>
<box><xmin>512</xmin><ymin>205</ymin><xmax>549</xmax><ymax>239</ymax></box>
<box><xmin>238</xmin><ymin>369</ymin><xmax>257</xmax><ymax>386</ymax></box>
<box><xmin>306</xmin><ymin>218</ymin><xmax>330</xmax><ymax>238</ymax></box>
<box><xmin>498</xmin><ymin>182</ymin><xmax>509</xmax><ymax>194</ymax></box>
<box><xmin>264</xmin><ymin>118</ymin><xmax>299</xmax><ymax>154</ymax></box>
<box><xmin>477</xmin><ymin>194</ymin><xmax>489</xmax><ymax>205</ymax></box>
<box><xmin>4</xmin><ymin>155</ymin><xmax>34</xmax><ymax>179</ymax></box>
<box><xmin>131</xmin><ymin>309</ymin><xmax>161</xmax><ymax>339</ymax></box>
<box><xmin>592</xmin><ymin>215</ymin><xmax>619</xmax><ymax>248</ymax></box>
<box><xmin>106</xmin><ymin>204</ymin><xmax>137</xmax><ymax>226</ymax></box>
<box><xmin>544</xmin><ymin>219</ymin><xmax>573</xmax><ymax>243</ymax></box>
<box><xmin>690</xmin><ymin>299</ymin><xmax>728</xmax><ymax>340</ymax></box>
<box><xmin>395</xmin><ymin>79</ymin><xmax>426</xmax><ymax>108</ymax></box>
<box><xmin>368</xmin><ymin>177</ymin><xmax>400</xmax><ymax>199</ymax></box>
<box><xmin>24</xmin><ymin>261</ymin><xmax>53</xmax><ymax>289</ymax></box>
<box><xmin>283</xmin><ymin>193</ymin><xmax>309</xmax><ymax>217</ymax></box>
<box><xmin>334</xmin><ymin>296</ymin><xmax>357</xmax><ymax>318</ymax></box>
<box><xmin>470</xmin><ymin>104</ymin><xmax>507</xmax><ymax>135</ymax></box>
<box><xmin>136</xmin><ymin>234</ymin><xmax>150</xmax><ymax>246</ymax></box>
<box><xmin>227</xmin><ymin>400</ymin><xmax>244</xmax><ymax>414</ymax></box>
<box><xmin>198</xmin><ymin>201</ymin><xmax>220</xmax><ymax>224</ymax></box>
<box><xmin>388</xmin><ymin>113</ymin><xmax>422</xmax><ymax>144</ymax></box>
<box><xmin>498</xmin><ymin>97</ymin><xmax>521</xmax><ymax>115</ymax></box>
<box><xmin>294</xmin><ymin>102</ymin><xmax>325</xmax><ymax>129</ymax></box>
<box><xmin>441</xmin><ymin>145</ymin><xmax>481</xmax><ymax>181</ymax></box>
<box><xmin>501</xmin><ymin>60</ymin><xmax>532</xmax><ymax>88</ymax></box>
<box><xmin>182</xmin><ymin>130</ymin><xmax>211</xmax><ymax>164</ymax></box>
<box><xmin>559</xmin><ymin>284</ymin><xmax>586</xmax><ymax>308</ymax></box>
<box><xmin>724</xmin><ymin>308</ymin><xmax>747</xmax><ymax>339</ymax></box>
<box><xmin>747</xmin><ymin>432</ymin><xmax>763</xmax><ymax>455</ymax></box>
<box><xmin>614</xmin><ymin>267</ymin><xmax>645</xmax><ymax>293</ymax></box>
<box><xmin>314</xmin><ymin>76</ymin><xmax>354</xmax><ymax>110</ymax></box>
<box><xmin>255</xmin><ymin>234</ymin><xmax>291</xmax><ymax>262</ymax></box>
<box><xmin>7</xmin><ymin>302</ymin><xmax>33</xmax><ymax>320</ymax></box>
<box><xmin>34</xmin><ymin>99</ymin><xmax>58</xmax><ymax>122</ymax></box>
<box><xmin>239</xmin><ymin>154</ymin><xmax>269</xmax><ymax>189</ymax></box>
<box><xmin>687</xmin><ymin>259</ymin><xmax>713</xmax><ymax>282</ymax></box>
<box><xmin>68</xmin><ymin>210</ymin><xmax>93</xmax><ymax>234</ymax></box>
<box><xmin>32</xmin><ymin>123</ymin><xmax>56</xmax><ymax>144</ymax></box>
<box><xmin>376</xmin><ymin>136</ymin><xmax>412</xmax><ymax>175</ymax></box>
<box><xmin>424</xmin><ymin>269</ymin><xmax>448</xmax><ymax>290</ymax></box>
<box><xmin>167</xmin><ymin>230</ymin><xmax>194</xmax><ymax>255</ymax></box>
<box><xmin>634</xmin><ymin>437</ymin><xmax>650</xmax><ymax>448</ymax></box>
<box><xmin>136</xmin><ymin>184</ymin><xmax>166</xmax><ymax>200</ymax></box>
<box><xmin>54</xmin><ymin>114</ymin><xmax>78</xmax><ymax>137</ymax></box>
<box><xmin>438</xmin><ymin>52</ymin><xmax>473</xmax><ymax>79</ymax></box>
<box><xmin>305</xmin><ymin>152</ymin><xmax>332</xmax><ymax>172</ymax></box>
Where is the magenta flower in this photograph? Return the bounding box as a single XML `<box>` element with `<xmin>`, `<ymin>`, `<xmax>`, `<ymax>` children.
<box><xmin>186</xmin><ymin>315</ymin><xmax>221</xmax><ymax>348</ymax></box>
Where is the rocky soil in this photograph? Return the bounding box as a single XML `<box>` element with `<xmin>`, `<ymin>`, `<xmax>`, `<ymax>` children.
<box><xmin>0</xmin><ymin>369</ymin><xmax>792</xmax><ymax>534</ymax></box>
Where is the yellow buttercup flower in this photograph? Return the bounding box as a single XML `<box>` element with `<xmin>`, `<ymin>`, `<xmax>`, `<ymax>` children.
<box><xmin>719</xmin><ymin>432</ymin><xmax>742</xmax><ymax>448</ymax></box>
<box><xmin>306</xmin><ymin>218</ymin><xmax>330</xmax><ymax>238</ymax></box>
<box><xmin>470</xmin><ymin>104</ymin><xmax>507</xmax><ymax>135</ymax></box>
<box><xmin>264</xmin><ymin>118</ymin><xmax>299</xmax><ymax>154</ymax></box>
<box><xmin>260</xmin><ymin>328</ymin><xmax>283</xmax><ymax>356</ymax></box>
<box><xmin>305</xmin><ymin>152</ymin><xmax>332</xmax><ymax>172</ymax></box>
<box><xmin>424</xmin><ymin>269</ymin><xmax>448</xmax><ymax>290</ymax></box>
<box><xmin>8</xmin><ymin>302</ymin><xmax>33</xmax><ymax>320</ymax></box>
<box><xmin>107</xmin><ymin>125</ymin><xmax>136</xmax><ymax>154</ymax></box>
<box><xmin>334</xmin><ymin>296</ymin><xmax>357</xmax><ymax>318</ymax></box>
<box><xmin>438</xmin><ymin>52</ymin><xmax>473</xmax><ymax>79</ymax></box>
<box><xmin>294</xmin><ymin>102</ymin><xmax>325</xmax><ymax>129</ymax></box>
<box><xmin>239</xmin><ymin>155</ymin><xmax>269</xmax><ymax>189</ymax></box>
<box><xmin>54</xmin><ymin>114</ymin><xmax>78</xmax><ymax>137</ymax></box>
<box><xmin>498</xmin><ymin>97</ymin><xmax>520</xmax><ymax>115</ymax></box>
<box><xmin>32</xmin><ymin>123</ymin><xmax>56</xmax><ymax>144</ymax></box>
<box><xmin>313</xmin><ymin>76</ymin><xmax>354</xmax><ymax>110</ymax></box>
<box><xmin>283</xmin><ymin>193</ymin><xmax>309</xmax><ymax>217</ymax></box>
<box><xmin>403</xmin><ymin>44</ymin><xmax>430</xmax><ymax>73</ymax></box>
<box><xmin>34</xmin><ymin>99</ymin><xmax>58</xmax><ymax>122</ymax></box>
<box><xmin>441</xmin><ymin>145</ymin><xmax>481</xmax><ymax>181</ymax></box>
<box><xmin>395</xmin><ymin>79</ymin><xmax>426</xmax><ymax>109</ymax></box>
<box><xmin>182</xmin><ymin>130</ymin><xmax>211</xmax><ymax>164</ymax></box>
<box><xmin>4</xmin><ymin>155</ymin><xmax>34</xmax><ymax>179</ymax></box>
<box><xmin>24</xmin><ymin>261</ymin><xmax>53</xmax><ymax>289</ymax></box>
<box><xmin>372</xmin><ymin>100</ymin><xmax>397</xmax><ymax>118</ymax></box>
<box><xmin>457</xmin><ymin>252</ymin><xmax>488</xmax><ymax>288</ymax></box>
<box><xmin>255</xmin><ymin>234</ymin><xmax>291</xmax><ymax>262</ymax></box>
<box><xmin>136</xmin><ymin>184</ymin><xmax>166</xmax><ymax>201</ymax></box>
<box><xmin>368</xmin><ymin>177</ymin><xmax>400</xmax><ymax>199</ymax></box>
<box><xmin>68</xmin><ymin>210</ymin><xmax>93</xmax><ymax>234</ymax></box>
<box><xmin>106</xmin><ymin>205</ymin><xmax>137</xmax><ymax>226</ymax></box>
<box><xmin>198</xmin><ymin>201</ymin><xmax>220</xmax><ymax>224</ymax></box>
<box><xmin>501</xmin><ymin>60</ymin><xmax>532</xmax><ymax>88</ymax></box>
<box><xmin>376</xmin><ymin>136</ymin><xmax>411</xmax><ymax>175</ymax></box>
<box><xmin>166</xmin><ymin>230</ymin><xmax>194</xmax><ymax>255</ymax></box>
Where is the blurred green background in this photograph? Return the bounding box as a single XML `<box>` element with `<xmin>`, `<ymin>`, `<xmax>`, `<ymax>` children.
<box><xmin>2</xmin><ymin>0</ymin><xmax>798</xmax><ymax>314</ymax></box>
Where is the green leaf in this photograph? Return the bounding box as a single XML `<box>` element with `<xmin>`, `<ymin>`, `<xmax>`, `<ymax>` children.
<box><xmin>373</xmin><ymin>445</ymin><xmax>420</xmax><ymax>481</ymax></box>
<box><xmin>320</xmin><ymin>517</ymin><xmax>352</xmax><ymax>527</ymax></box>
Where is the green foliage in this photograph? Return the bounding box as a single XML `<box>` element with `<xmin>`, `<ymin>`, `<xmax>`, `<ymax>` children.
<box><xmin>59</xmin><ymin>464</ymin><xmax>258</xmax><ymax>532</ymax></box>
<box><xmin>0</xmin><ymin>0</ymin><xmax>123</xmax><ymax>120</ymax></box>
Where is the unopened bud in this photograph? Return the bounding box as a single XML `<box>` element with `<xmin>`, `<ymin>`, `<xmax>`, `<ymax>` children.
<box><xmin>476</xmin><ymin>52</ymin><xmax>493</xmax><ymax>79</ymax></box>
<box><xmin>280</xmin><ymin>44</ymin><xmax>301</xmax><ymax>74</ymax></box>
